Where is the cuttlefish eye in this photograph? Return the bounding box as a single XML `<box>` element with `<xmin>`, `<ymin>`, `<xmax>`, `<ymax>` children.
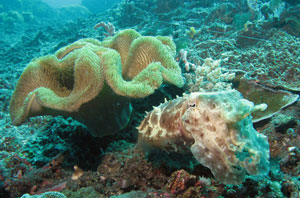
<box><xmin>189</xmin><ymin>103</ymin><xmax>196</xmax><ymax>108</ymax></box>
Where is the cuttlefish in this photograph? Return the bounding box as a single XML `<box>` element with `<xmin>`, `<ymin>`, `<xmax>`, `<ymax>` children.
<box><xmin>138</xmin><ymin>90</ymin><xmax>270</xmax><ymax>185</ymax></box>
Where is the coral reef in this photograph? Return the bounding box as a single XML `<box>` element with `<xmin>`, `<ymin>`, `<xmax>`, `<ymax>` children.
<box><xmin>1</xmin><ymin>0</ymin><xmax>300</xmax><ymax>197</ymax></box>
<box><xmin>9</xmin><ymin>29</ymin><xmax>184</xmax><ymax>137</ymax></box>
<box><xmin>188</xmin><ymin>29</ymin><xmax>300</xmax><ymax>92</ymax></box>
<box><xmin>138</xmin><ymin>90</ymin><xmax>270</xmax><ymax>184</ymax></box>
<box><xmin>112</xmin><ymin>0</ymin><xmax>300</xmax><ymax>91</ymax></box>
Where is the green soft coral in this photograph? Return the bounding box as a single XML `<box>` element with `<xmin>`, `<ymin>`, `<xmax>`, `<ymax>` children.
<box><xmin>10</xmin><ymin>29</ymin><xmax>184</xmax><ymax>137</ymax></box>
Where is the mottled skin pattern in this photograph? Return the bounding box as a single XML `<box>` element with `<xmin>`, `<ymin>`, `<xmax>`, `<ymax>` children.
<box><xmin>138</xmin><ymin>90</ymin><xmax>270</xmax><ymax>185</ymax></box>
<box><xmin>138</xmin><ymin>96</ymin><xmax>193</xmax><ymax>153</ymax></box>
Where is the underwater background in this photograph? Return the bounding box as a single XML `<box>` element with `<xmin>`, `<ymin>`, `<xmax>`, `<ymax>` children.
<box><xmin>0</xmin><ymin>0</ymin><xmax>300</xmax><ymax>197</ymax></box>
